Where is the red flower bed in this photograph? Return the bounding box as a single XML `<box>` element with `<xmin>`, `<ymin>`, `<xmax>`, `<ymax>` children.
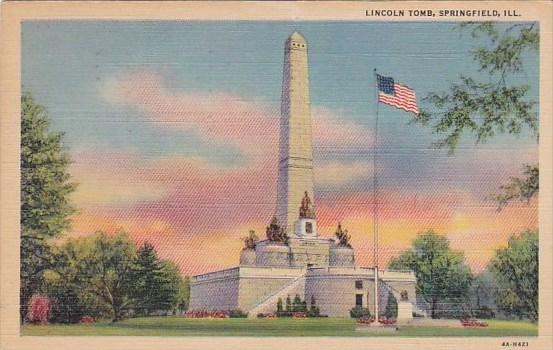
<box><xmin>292</xmin><ymin>312</ymin><xmax>308</xmax><ymax>319</ymax></box>
<box><xmin>461</xmin><ymin>319</ymin><xmax>489</xmax><ymax>327</ymax></box>
<box><xmin>356</xmin><ymin>316</ymin><xmax>375</xmax><ymax>325</ymax></box>
<box><xmin>378</xmin><ymin>317</ymin><xmax>397</xmax><ymax>325</ymax></box>
<box><xmin>79</xmin><ymin>316</ymin><xmax>95</xmax><ymax>325</ymax></box>
<box><xmin>183</xmin><ymin>310</ymin><xmax>230</xmax><ymax>318</ymax></box>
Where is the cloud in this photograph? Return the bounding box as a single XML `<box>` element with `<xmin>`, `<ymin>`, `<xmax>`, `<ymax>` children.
<box><xmin>69</xmin><ymin>150</ymin><xmax>175</xmax><ymax>207</ymax></box>
<box><xmin>313</xmin><ymin>107</ymin><xmax>374</xmax><ymax>151</ymax></box>
<box><xmin>101</xmin><ymin>69</ymin><xmax>373</xmax><ymax>164</ymax></box>
<box><xmin>314</xmin><ymin>160</ymin><xmax>373</xmax><ymax>187</ymax></box>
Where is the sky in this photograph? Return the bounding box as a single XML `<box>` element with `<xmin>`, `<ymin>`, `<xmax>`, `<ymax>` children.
<box><xmin>22</xmin><ymin>21</ymin><xmax>539</xmax><ymax>274</ymax></box>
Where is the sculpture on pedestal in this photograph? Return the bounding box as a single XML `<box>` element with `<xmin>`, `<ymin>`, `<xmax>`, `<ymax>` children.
<box><xmin>299</xmin><ymin>191</ymin><xmax>316</xmax><ymax>219</ymax></box>
<box><xmin>335</xmin><ymin>223</ymin><xmax>352</xmax><ymax>248</ymax></box>
<box><xmin>242</xmin><ymin>230</ymin><xmax>258</xmax><ymax>250</ymax></box>
<box><xmin>266</xmin><ymin>217</ymin><xmax>289</xmax><ymax>243</ymax></box>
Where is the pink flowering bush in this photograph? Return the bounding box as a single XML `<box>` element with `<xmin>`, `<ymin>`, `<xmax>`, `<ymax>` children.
<box><xmin>26</xmin><ymin>294</ymin><xmax>50</xmax><ymax>324</ymax></box>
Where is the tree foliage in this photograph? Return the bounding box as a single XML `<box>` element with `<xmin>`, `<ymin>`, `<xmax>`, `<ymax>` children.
<box><xmin>174</xmin><ymin>275</ymin><xmax>191</xmax><ymax>314</ymax></box>
<box><xmin>384</xmin><ymin>292</ymin><xmax>398</xmax><ymax>319</ymax></box>
<box><xmin>20</xmin><ymin>92</ymin><xmax>76</xmax><ymax>321</ymax></box>
<box><xmin>131</xmin><ymin>242</ymin><xmax>182</xmax><ymax>315</ymax></box>
<box><xmin>19</xmin><ymin>93</ymin><xmax>188</xmax><ymax>323</ymax></box>
<box><xmin>53</xmin><ymin>232</ymin><xmax>137</xmax><ymax>322</ymax></box>
<box><xmin>468</xmin><ymin>271</ymin><xmax>498</xmax><ymax>319</ymax></box>
<box><xmin>489</xmin><ymin>230</ymin><xmax>538</xmax><ymax>321</ymax></box>
<box><xmin>388</xmin><ymin>230</ymin><xmax>473</xmax><ymax>319</ymax></box>
<box><xmin>494</xmin><ymin>164</ymin><xmax>539</xmax><ymax>209</ymax></box>
<box><xmin>415</xmin><ymin>22</ymin><xmax>539</xmax><ymax>206</ymax></box>
<box><xmin>45</xmin><ymin>232</ymin><xmax>187</xmax><ymax>322</ymax></box>
<box><xmin>416</xmin><ymin>22</ymin><xmax>538</xmax><ymax>152</ymax></box>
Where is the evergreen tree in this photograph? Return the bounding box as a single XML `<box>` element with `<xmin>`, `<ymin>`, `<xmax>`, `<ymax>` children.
<box><xmin>301</xmin><ymin>300</ymin><xmax>307</xmax><ymax>312</ymax></box>
<box><xmin>292</xmin><ymin>294</ymin><xmax>302</xmax><ymax>312</ymax></box>
<box><xmin>20</xmin><ymin>92</ymin><xmax>76</xmax><ymax>322</ymax></box>
<box><xmin>132</xmin><ymin>242</ymin><xmax>182</xmax><ymax>315</ymax></box>
<box><xmin>285</xmin><ymin>295</ymin><xmax>291</xmax><ymax>313</ymax></box>
<box><xmin>276</xmin><ymin>298</ymin><xmax>283</xmax><ymax>314</ymax></box>
<box><xmin>384</xmin><ymin>292</ymin><xmax>398</xmax><ymax>319</ymax></box>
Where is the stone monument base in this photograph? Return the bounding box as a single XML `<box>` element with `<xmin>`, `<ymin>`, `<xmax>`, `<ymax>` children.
<box><xmin>397</xmin><ymin>301</ymin><xmax>414</xmax><ymax>323</ymax></box>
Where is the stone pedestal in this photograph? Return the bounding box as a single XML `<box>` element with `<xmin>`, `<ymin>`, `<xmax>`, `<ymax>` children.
<box><xmin>255</xmin><ymin>242</ymin><xmax>290</xmax><ymax>267</ymax></box>
<box><xmin>329</xmin><ymin>246</ymin><xmax>354</xmax><ymax>267</ymax></box>
<box><xmin>397</xmin><ymin>301</ymin><xmax>413</xmax><ymax>323</ymax></box>
<box><xmin>239</xmin><ymin>248</ymin><xmax>256</xmax><ymax>266</ymax></box>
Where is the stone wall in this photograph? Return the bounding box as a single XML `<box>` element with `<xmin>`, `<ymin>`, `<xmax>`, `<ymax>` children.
<box><xmin>305</xmin><ymin>267</ymin><xmax>376</xmax><ymax>317</ymax></box>
<box><xmin>189</xmin><ymin>267</ymin><xmax>240</xmax><ymax>310</ymax></box>
<box><xmin>255</xmin><ymin>242</ymin><xmax>290</xmax><ymax>267</ymax></box>
<box><xmin>189</xmin><ymin>265</ymin><xmax>418</xmax><ymax>319</ymax></box>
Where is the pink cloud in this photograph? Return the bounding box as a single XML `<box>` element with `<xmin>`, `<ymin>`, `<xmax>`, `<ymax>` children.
<box><xmin>103</xmin><ymin>70</ymin><xmax>373</xmax><ymax>164</ymax></box>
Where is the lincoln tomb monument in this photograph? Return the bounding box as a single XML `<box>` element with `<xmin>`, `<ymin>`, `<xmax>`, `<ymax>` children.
<box><xmin>188</xmin><ymin>32</ymin><xmax>420</xmax><ymax>319</ymax></box>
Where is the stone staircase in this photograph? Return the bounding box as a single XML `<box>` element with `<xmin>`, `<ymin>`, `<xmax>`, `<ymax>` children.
<box><xmin>246</xmin><ymin>274</ymin><xmax>306</xmax><ymax>318</ymax></box>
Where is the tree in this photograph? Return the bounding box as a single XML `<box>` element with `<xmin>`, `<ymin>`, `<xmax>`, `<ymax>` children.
<box><xmin>174</xmin><ymin>276</ymin><xmax>191</xmax><ymax>314</ymax></box>
<box><xmin>494</xmin><ymin>164</ymin><xmax>538</xmax><ymax>209</ymax></box>
<box><xmin>301</xmin><ymin>300</ymin><xmax>308</xmax><ymax>312</ymax></box>
<box><xmin>308</xmin><ymin>295</ymin><xmax>320</xmax><ymax>317</ymax></box>
<box><xmin>131</xmin><ymin>242</ymin><xmax>182</xmax><ymax>316</ymax></box>
<box><xmin>20</xmin><ymin>92</ymin><xmax>76</xmax><ymax>321</ymax></box>
<box><xmin>388</xmin><ymin>230</ymin><xmax>473</xmax><ymax>318</ymax></box>
<box><xmin>292</xmin><ymin>294</ymin><xmax>302</xmax><ymax>312</ymax></box>
<box><xmin>415</xmin><ymin>22</ymin><xmax>539</xmax><ymax>206</ymax></box>
<box><xmin>276</xmin><ymin>298</ymin><xmax>283</xmax><ymax>314</ymax></box>
<box><xmin>489</xmin><ymin>230</ymin><xmax>538</xmax><ymax>321</ymax></box>
<box><xmin>384</xmin><ymin>292</ymin><xmax>398</xmax><ymax>319</ymax></box>
<box><xmin>285</xmin><ymin>295</ymin><xmax>291</xmax><ymax>313</ymax></box>
<box><xmin>75</xmin><ymin>232</ymin><xmax>137</xmax><ymax>322</ymax></box>
<box><xmin>44</xmin><ymin>233</ymin><xmax>188</xmax><ymax>322</ymax></box>
<box><xmin>468</xmin><ymin>271</ymin><xmax>498</xmax><ymax>319</ymax></box>
<box><xmin>310</xmin><ymin>295</ymin><xmax>316</xmax><ymax>313</ymax></box>
<box><xmin>43</xmin><ymin>243</ymin><xmax>89</xmax><ymax>324</ymax></box>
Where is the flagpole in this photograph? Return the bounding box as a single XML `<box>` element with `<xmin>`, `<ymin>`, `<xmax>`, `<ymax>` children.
<box><xmin>372</xmin><ymin>68</ymin><xmax>380</xmax><ymax>321</ymax></box>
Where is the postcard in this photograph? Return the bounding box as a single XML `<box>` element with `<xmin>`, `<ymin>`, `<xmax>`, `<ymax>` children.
<box><xmin>1</xmin><ymin>1</ymin><xmax>551</xmax><ymax>349</ymax></box>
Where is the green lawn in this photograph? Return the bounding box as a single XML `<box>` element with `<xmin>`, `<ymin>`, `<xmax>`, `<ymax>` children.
<box><xmin>21</xmin><ymin>317</ymin><xmax>538</xmax><ymax>337</ymax></box>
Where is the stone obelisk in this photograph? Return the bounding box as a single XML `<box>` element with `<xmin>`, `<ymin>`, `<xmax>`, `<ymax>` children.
<box><xmin>276</xmin><ymin>32</ymin><xmax>315</xmax><ymax>235</ymax></box>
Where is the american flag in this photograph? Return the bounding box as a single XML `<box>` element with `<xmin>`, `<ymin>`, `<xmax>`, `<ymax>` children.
<box><xmin>376</xmin><ymin>74</ymin><xmax>419</xmax><ymax>115</ymax></box>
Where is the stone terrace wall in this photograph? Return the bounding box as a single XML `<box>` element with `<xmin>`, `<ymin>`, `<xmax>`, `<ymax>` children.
<box><xmin>189</xmin><ymin>267</ymin><xmax>240</xmax><ymax>311</ymax></box>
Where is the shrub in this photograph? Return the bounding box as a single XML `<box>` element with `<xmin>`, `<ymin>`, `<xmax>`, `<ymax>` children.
<box><xmin>350</xmin><ymin>306</ymin><xmax>371</xmax><ymax>319</ymax></box>
<box><xmin>26</xmin><ymin>294</ymin><xmax>50</xmax><ymax>324</ymax></box>
<box><xmin>277</xmin><ymin>311</ymin><xmax>293</xmax><ymax>317</ymax></box>
<box><xmin>384</xmin><ymin>292</ymin><xmax>398</xmax><ymax>319</ymax></box>
<box><xmin>277</xmin><ymin>298</ymin><xmax>283</xmax><ymax>313</ymax></box>
<box><xmin>228</xmin><ymin>309</ymin><xmax>248</xmax><ymax>318</ymax></box>
<box><xmin>307</xmin><ymin>306</ymin><xmax>320</xmax><ymax>317</ymax></box>
<box><xmin>473</xmin><ymin>306</ymin><xmax>495</xmax><ymax>319</ymax></box>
